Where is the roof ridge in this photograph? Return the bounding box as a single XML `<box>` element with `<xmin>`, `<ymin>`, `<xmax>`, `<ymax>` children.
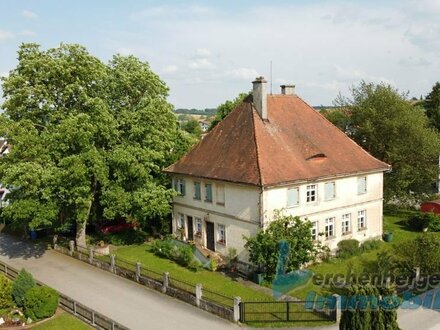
<box><xmin>294</xmin><ymin>96</ymin><xmax>390</xmax><ymax>169</ymax></box>
<box><xmin>250</xmin><ymin>106</ymin><xmax>263</xmax><ymax>186</ymax></box>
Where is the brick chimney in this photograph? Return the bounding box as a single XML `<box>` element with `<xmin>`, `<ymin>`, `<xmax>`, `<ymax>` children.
<box><xmin>280</xmin><ymin>84</ymin><xmax>295</xmax><ymax>95</ymax></box>
<box><xmin>252</xmin><ymin>77</ymin><xmax>267</xmax><ymax>120</ymax></box>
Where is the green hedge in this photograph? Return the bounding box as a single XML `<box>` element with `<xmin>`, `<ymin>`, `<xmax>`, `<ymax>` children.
<box><xmin>12</xmin><ymin>269</ymin><xmax>35</xmax><ymax>307</ymax></box>
<box><xmin>337</xmin><ymin>239</ymin><xmax>381</xmax><ymax>259</ymax></box>
<box><xmin>24</xmin><ymin>286</ymin><xmax>59</xmax><ymax>320</ymax></box>
<box><xmin>0</xmin><ymin>274</ymin><xmax>13</xmax><ymax>309</ymax></box>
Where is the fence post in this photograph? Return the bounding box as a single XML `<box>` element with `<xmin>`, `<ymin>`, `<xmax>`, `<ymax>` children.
<box><xmin>69</xmin><ymin>240</ymin><xmax>75</xmax><ymax>256</ymax></box>
<box><xmin>110</xmin><ymin>254</ymin><xmax>116</xmax><ymax>273</ymax></box>
<box><xmin>136</xmin><ymin>262</ymin><xmax>141</xmax><ymax>282</ymax></box>
<box><xmin>233</xmin><ymin>296</ymin><xmax>241</xmax><ymax>322</ymax></box>
<box><xmin>162</xmin><ymin>272</ymin><xmax>169</xmax><ymax>293</ymax></box>
<box><xmin>4</xmin><ymin>264</ymin><xmax>7</xmax><ymax>276</ymax></box>
<box><xmin>91</xmin><ymin>311</ymin><xmax>95</xmax><ymax>325</ymax></box>
<box><xmin>53</xmin><ymin>235</ymin><xmax>58</xmax><ymax>249</ymax></box>
<box><xmin>73</xmin><ymin>301</ymin><xmax>77</xmax><ymax>315</ymax></box>
<box><xmin>195</xmin><ymin>283</ymin><xmax>202</xmax><ymax>307</ymax></box>
<box><xmin>89</xmin><ymin>247</ymin><xmax>94</xmax><ymax>264</ymax></box>
<box><xmin>332</xmin><ymin>294</ymin><xmax>341</xmax><ymax>323</ymax></box>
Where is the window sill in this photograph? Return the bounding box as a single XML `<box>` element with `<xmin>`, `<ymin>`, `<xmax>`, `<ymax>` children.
<box><xmin>216</xmin><ymin>202</ymin><xmax>225</xmax><ymax>206</ymax></box>
<box><xmin>357</xmin><ymin>192</ymin><xmax>367</xmax><ymax>196</ymax></box>
<box><xmin>204</xmin><ymin>200</ymin><xmax>213</xmax><ymax>203</ymax></box>
<box><xmin>193</xmin><ymin>197</ymin><xmax>201</xmax><ymax>201</ymax></box>
<box><xmin>286</xmin><ymin>205</ymin><xmax>300</xmax><ymax>209</ymax></box>
<box><xmin>325</xmin><ymin>236</ymin><xmax>336</xmax><ymax>241</ymax></box>
<box><xmin>342</xmin><ymin>231</ymin><xmax>352</xmax><ymax>236</ymax></box>
<box><xmin>217</xmin><ymin>240</ymin><xmax>226</xmax><ymax>246</ymax></box>
<box><xmin>358</xmin><ymin>227</ymin><xmax>367</xmax><ymax>232</ymax></box>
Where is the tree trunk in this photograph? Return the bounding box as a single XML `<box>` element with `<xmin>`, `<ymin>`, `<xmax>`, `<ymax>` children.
<box><xmin>76</xmin><ymin>199</ymin><xmax>93</xmax><ymax>247</ymax></box>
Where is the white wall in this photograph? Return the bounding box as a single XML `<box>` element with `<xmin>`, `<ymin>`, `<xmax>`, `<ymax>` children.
<box><xmin>262</xmin><ymin>172</ymin><xmax>384</xmax><ymax>250</ymax></box>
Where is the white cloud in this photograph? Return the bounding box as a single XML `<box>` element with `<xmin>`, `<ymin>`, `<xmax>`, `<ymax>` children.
<box><xmin>22</xmin><ymin>10</ymin><xmax>38</xmax><ymax>19</ymax></box>
<box><xmin>131</xmin><ymin>5</ymin><xmax>211</xmax><ymax>20</ymax></box>
<box><xmin>163</xmin><ymin>65</ymin><xmax>178</xmax><ymax>73</ymax></box>
<box><xmin>0</xmin><ymin>30</ymin><xmax>14</xmax><ymax>41</ymax></box>
<box><xmin>19</xmin><ymin>30</ymin><xmax>36</xmax><ymax>37</ymax></box>
<box><xmin>224</xmin><ymin>68</ymin><xmax>259</xmax><ymax>81</ymax></box>
<box><xmin>188</xmin><ymin>58</ymin><xmax>213</xmax><ymax>70</ymax></box>
<box><xmin>195</xmin><ymin>48</ymin><xmax>211</xmax><ymax>58</ymax></box>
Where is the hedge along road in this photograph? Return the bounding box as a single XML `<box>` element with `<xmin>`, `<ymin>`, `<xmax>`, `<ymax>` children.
<box><xmin>0</xmin><ymin>234</ymin><xmax>239</xmax><ymax>330</ymax></box>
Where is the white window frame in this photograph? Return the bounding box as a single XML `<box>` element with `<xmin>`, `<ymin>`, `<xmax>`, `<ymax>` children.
<box><xmin>324</xmin><ymin>182</ymin><xmax>336</xmax><ymax>201</ymax></box>
<box><xmin>218</xmin><ymin>224</ymin><xmax>226</xmax><ymax>244</ymax></box>
<box><xmin>195</xmin><ymin>217</ymin><xmax>202</xmax><ymax>236</ymax></box>
<box><xmin>306</xmin><ymin>184</ymin><xmax>317</xmax><ymax>203</ymax></box>
<box><xmin>178</xmin><ymin>213</ymin><xmax>185</xmax><ymax>229</ymax></box>
<box><xmin>342</xmin><ymin>213</ymin><xmax>351</xmax><ymax>235</ymax></box>
<box><xmin>358</xmin><ymin>210</ymin><xmax>367</xmax><ymax>230</ymax></box>
<box><xmin>193</xmin><ymin>181</ymin><xmax>201</xmax><ymax>200</ymax></box>
<box><xmin>287</xmin><ymin>187</ymin><xmax>300</xmax><ymax>207</ymax></box>
<box><xmin>216</xmin><ymin>184</ymin><xmax>225</xmax><ymax>206</ymax></box>
<box><xmin>325</xmin><ymin>217</ymin><xmax>335</xmax><ymax>239</ymax></box>
<box><xmin>311</xmin><ymin>221</ymin><xmax>318</xmax><ymax>241</ymax></box>
<box><xmin>205</xmin><ymin>183</ymin><xmax>213</xmax><ymax>203</ymax></box>
<box><xmin>357</xmin><ymin>176</ymin><xmax>367</xmax><ymax>195</ymax></box>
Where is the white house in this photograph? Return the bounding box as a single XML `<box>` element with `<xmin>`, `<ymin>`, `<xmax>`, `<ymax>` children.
<box><xmin>164</xmin><ymin>78</ymin><xmax>390</xmax><ymax>261</ymax></box>
<box><xmin>0</xmin><ymin>139</ymin><xmax>10</xmax><ymax>207</ymax></box>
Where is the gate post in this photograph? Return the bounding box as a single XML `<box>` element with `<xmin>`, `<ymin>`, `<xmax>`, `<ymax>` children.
<box><xmin>88</xmin><ymin>247</ymin><xmax>94</xmax><ymax>264</ymax></box>
<box><xmin>195</xmin><ymin>284</ymin><xmax>202</xmax><ymax>307</ymax></box>
<box><xmin>69</xmin><ymin>240</ymin><xmax>75</xmax><ymax>256</ymax></box>
<box><xmin>110</xmin><ymin>254</ymin><xmax>116</xmax><ymax>273</ymax></box>
<box><xmin>162</xmin><ymin>272</ymin><xmax>169</xmax><ymax>293</ymax></box>
<box><xmin>233</xmin><ymin>296</ymin><xmax>241</xmax><ymax>322</ymax></box>
<box><xmin>136</xmin><ymin>262</ymin><xmax>141</xmax><ymax>282</ymax></box>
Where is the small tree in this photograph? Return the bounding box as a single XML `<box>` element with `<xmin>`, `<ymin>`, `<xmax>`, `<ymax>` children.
<box><xmin>244</xmin><ymin>211</ymin><xmax>319</xmax><ymax>280</ymax></box>
<box><xmin>23</xmin><ymin>286</ymin><xmax>59</xmax><ymax>320</ymax></box>
<box><xmin>0</xmin><ymin>274</ymin><xmax>13</xmax><ymax>309</ymax></box>
<box><xmin>12</xmin><ymin>269</ymin><xmax>35</xmax><ymax>307</ymax></box>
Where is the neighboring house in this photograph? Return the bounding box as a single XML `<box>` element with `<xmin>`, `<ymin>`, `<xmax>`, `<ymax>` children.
<box><xmin>164</xmin><ymin>78</ymin><xmax>390</xmax><ymax>261</ymax></box>
<box><xmin>0</xmin><ymin>139</ymin><xmax>9</xmax><ymax>207</ymax></box>
<box><xmin>198</xmin><ymin>120</ymin><xmax>210</xmax><ymax>132</ymax></box>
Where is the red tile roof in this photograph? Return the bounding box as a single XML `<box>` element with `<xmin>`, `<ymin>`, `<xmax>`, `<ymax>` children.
<box><xmin>164</xmin><ymin>94</ymin><xmax>390</xmax><ymax>186</ymax></box>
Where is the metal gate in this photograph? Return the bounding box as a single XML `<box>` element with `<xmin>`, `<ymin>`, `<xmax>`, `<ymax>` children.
<box><xmin>239</xmin><ymin>300</ymin><xmax>335</xmax><ymax>323</ymax></box>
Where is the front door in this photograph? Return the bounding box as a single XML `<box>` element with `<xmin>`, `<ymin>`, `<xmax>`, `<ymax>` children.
<box><xmin>206</xmin><ymin>221</ymin><xmax>215</xmax><ymax>251</ymax></box>
<box><xmin>187</xmin><ymin>216</ymin><xmax>194</xmax><ymax>241</ymax></box>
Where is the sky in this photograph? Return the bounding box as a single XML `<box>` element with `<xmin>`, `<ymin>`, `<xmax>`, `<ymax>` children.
<box><xmin>0</xmin><ymin>0</ymin><xmax>439</xmax><ymax>109</ymax></box>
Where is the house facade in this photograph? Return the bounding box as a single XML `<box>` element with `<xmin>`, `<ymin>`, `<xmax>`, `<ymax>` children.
<box><xmin>164</xmin><ymin>78</ymin><xmax>389</xmax><ymax>261</ymax></box>
<box><xmin>0</xmin><ymin>139</ymin><xmax>10</xmax><ymax>207</ymax></box>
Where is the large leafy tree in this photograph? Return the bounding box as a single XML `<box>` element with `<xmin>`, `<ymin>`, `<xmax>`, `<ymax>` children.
<box><xmin>0</xmin><ymin>43</ymin><xmax>189</xmax><ymax>245</ymax></box>
<box><xmin>424</xmin><ymin>82</ymin><xmax>440</xmax><ymax>131</ymax></box>
<box><xmin>208</xmin><ymin>93</ymin><xmax>248</xmax><ymax>130</ymax></box>
<box><xmin>327</xmin><ymin>81</ymin><xmax>440</xmax><ymax>199</ymax></box>
<box><xmin>244</xmin><ymin>212</ymin><xmax>321</xmax><ymax>280</ymax></box>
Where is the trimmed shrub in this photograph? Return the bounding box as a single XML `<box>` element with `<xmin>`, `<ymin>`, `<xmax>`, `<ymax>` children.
<box><xmin>0</xmin><ymin>274</ymin><xmax>13</xmax><ymax>309</ymax></box>
<box><xmin>12</xmin><ymin>269</ymin><xmax>35</xmax><ymax>307</ymax></box>
<box><xmin>23</xmin><ymin>286</ymin><xmax>59</xmax><ymax>320</ymax></box>
<box><xmin>407</xmin><ymin>212</ymin><xmax>440</xmax><ymax>232</ymax></box>
<box><xmin>151</xmin><ymin>239</ymin><xmax>173</xmax><ymax>258</ymax></box>
<box><xmin>337</xmin><ymin>239</ymin><xmax>360</xmax><ymax>259</ymax></box>
<box><xmin>360</xmin><ymin>239</ymin><xmax>381</xmax><ymax>253</ymax></box>
<box><xmin>176</xmin><ymin>245</ymin><xmax>193</xmax><ymax>267</ymax></box>
<box><xmin>151</xmin><ymin>239</ymin><xmax>198</xmax><ymax>270</ymax></box>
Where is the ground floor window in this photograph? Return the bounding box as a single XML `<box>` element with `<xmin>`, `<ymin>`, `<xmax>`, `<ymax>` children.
<box><xmin>218</xmin><ymin>224</ymin><xmax>226</xmax><ymax>244</ymax></box>
<box><xmin>178</xmin><ymin>213</ymin><xmax>185</xmax><ymax>229</ymax></box>
<box><xmin>195</xmin><ymin>217</ymin><xmax>202</xmax><ymax>236</ymax></box>
<box><xmin>358</xmin><ymin>210</ymin><xmax>367</xmax><ymax>230</ymax></box>
<box><xmin>311</xmin><ymin>221</ymin><xmax>318</xmax><ymax>240</ymax></box>
<box><xmin>325</xmin><ymin>217</ymin><xmax>335</xmax><ymax>239</ymax></box>
<box><xmin>341</xmin><ymin>213</ymin><xmax>351</xmax><ymax>235</ymax></box>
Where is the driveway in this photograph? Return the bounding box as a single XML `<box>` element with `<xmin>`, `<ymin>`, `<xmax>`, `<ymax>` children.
<box><xmin>0</xmin><ymin>234</ymin><xmax>239</xmax><ymax>330</ymax></box>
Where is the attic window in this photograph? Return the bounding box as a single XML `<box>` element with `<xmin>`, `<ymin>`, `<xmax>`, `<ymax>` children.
<box><xmin>306</xmin><ymin>153</ymin><xmax>327</xmax><ymax>161</ymax></box>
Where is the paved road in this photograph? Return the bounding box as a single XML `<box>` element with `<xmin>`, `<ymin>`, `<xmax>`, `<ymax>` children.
<box><xmin>0</xmin><ymin>234</ymin><xmax>239</xmax><ymax>330</ymax></box>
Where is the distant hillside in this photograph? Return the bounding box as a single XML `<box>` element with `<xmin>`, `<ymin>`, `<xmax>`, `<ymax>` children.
<box><xmin>174</xmin><ymin>108</ymin><xmax>217</xmax><ymax>115</ymax></box>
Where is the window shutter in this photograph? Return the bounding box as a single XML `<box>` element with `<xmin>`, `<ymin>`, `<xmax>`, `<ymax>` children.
<box><xmin>325</xmin><ymin>182</ymin><xmax>335</xmax><ymax>200</ymax></box>
<box><xmin>287</xmin><ymin>188</ymin><xmax>299</xmax><ymax>207</ymax></box>
<box><xmin>206</xmin><ymin>184</ymin><xmax>212</xmax><ymax>201</ymax></box>
<box><xmin>181</xmin><ymin>180</ymin><xmax>186</xmax><ymax>196</ymax></box>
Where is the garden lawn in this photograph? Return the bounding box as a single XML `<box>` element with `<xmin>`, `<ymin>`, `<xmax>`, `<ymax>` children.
<box><xmin>114</xmin><ymin>244</ymin><xmax>272</xmax><ymax>305</ymax></box>
<box><xmin>31</xmin><ymin>310</ymin><xmax>92</xmax><ymax>330</ymax></box>
<box><xmin>289</xmin><ymin>210</ymin><xmax>425</xmax><ymax>299</ymax></box>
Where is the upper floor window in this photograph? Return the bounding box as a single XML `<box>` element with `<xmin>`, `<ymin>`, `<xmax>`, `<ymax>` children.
<box><xmin>341</xmin><ymin>213</ymin><xmax>351</xmax><ymax>235</ymax></box>
<box><xmin>358</xmin><ymin>210</ymin><xmax>367</xmax><ymax>230</ymax></box>
<box><xmin>174</xmin><ymin>179</ymin><xmax>186</xmax><ymax>196</ymax></box>
<box><xmin>218</xmin><ymin>224</ymin><xmax>226</xmax><ymax>244</ymax></box>
<box><xmin>311</xmin><ymin>221</ymin><xmax>318</xmax><ymax>241</ymax></box>
<box><xmin>287</xmin><ymin>187</ymin><xmax>300</xmax><ymax>207</ymax></box>
<box><xmin>325</xmin><ymin>217</ymin><xmax>335</xmax><ymax>239</ymax></box>
<box><xmin>324</xmin><ymin>182</ymin><xmax>336</xmax><ymax>201</ymax></box>
<box><xmin>216</xmin><ymin>184</ymin><xmax>225</xmax><ymax>205</ymax></box>
<box><xmin>357</xmin><ymin>176</ymin><xmax>367</xmax><ymax>195</ymax></box>
<box><xmin>194</xmin><ymin>182</ymin><xmax>201</xmax><ymax>200</ymax></box>
<box><xmin>205</xmin><ymin>183</ymin><xmax>213</xmax><ymax>203</ymax></box>
<box><xmin>306</xmin><ymin>184</ymin><xmax>317</xmax><ymax>203</ymax></box>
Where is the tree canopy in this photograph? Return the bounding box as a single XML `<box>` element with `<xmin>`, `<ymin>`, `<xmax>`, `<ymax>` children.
<box><xmin>208</xmin><ymin>93</ymin><xmax>248</xmax><ymax>130</ymax></box>
<box><xmin>181</xmin><ymin>119</ymin><xmax>203</xmax><ymax>138</ymax></box>
<box><xmin>424</xmin><ymin>82</ymin><xmax>440</xmax><ymax>131</ymax></box>
<box><xmin>0</xmin><ymin>43</ymin><xmax>192</xmax><ymax>245</ymax></box>
<box><xmin>325</xmin><ymin>81</ymin><xmax>440</xmax><ymax>199</ymax></box>
<box><xmin>244</xmin><ymin>212</ymin><xmax>323</xmax><ymax>280</ymax></box>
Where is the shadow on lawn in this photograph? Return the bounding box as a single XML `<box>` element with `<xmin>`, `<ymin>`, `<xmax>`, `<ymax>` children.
<box><xmin>0</xmin><ymin>233</ymin><xmax>47</xmax><ymax>260</ymax></box>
